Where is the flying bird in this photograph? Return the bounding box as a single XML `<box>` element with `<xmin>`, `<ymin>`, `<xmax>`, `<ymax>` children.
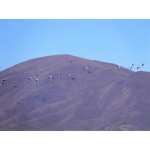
<box><xmin>36</xmin><ymin>79</ymin><xmax>39</xmax><ymax>82</ymax></box>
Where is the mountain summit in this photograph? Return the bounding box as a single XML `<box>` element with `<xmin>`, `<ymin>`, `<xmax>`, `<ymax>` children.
<box><xmin>0</xmin><ymin>54</ymin><xmax>150</xmax><ymax>131</ymax></box>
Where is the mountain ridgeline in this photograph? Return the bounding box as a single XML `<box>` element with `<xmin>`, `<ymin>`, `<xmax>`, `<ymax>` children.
<box><xmin>0</xmin><ymin>54</ymin><xmax>150</xmax><ymax>131</ymax></box>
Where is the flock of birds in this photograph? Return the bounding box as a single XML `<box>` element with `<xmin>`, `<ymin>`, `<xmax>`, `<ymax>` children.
<box><xmin>0</xmin><ymin>60</ymin><xmax>82</xmax><ymax>87</ymax></box>
<box><xmin>107</xmin><ymin>63</ymin><xmax>145</xmax><ymax>71</ymax></box>
<box><xmin>0</xmin><ymin>60</ymin><xmax>146</xmax><ymax>88</ymax></box>
<box><xmin>128</xmin><ymin>63</ymin><xmax>145</xmax><ymax>70</ymax></box>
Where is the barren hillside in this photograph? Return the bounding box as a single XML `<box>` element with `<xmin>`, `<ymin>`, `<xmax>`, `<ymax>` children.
<box><xmin>0</xmin><ymin>55</ymin><xmax>150</xmax><ymax>130</ymax></box>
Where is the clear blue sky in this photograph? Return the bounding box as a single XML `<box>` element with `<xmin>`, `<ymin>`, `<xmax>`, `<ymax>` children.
<box><xmin>0</xmin><ymin>19</ymin><xmax>150</xmax><ymax>71</ymax></box>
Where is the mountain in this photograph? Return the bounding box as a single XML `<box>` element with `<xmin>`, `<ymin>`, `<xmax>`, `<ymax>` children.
<box><xmin>0</xmin><ymin>54</ymin><xmax>150</xmax><ymax>131</ymax></box>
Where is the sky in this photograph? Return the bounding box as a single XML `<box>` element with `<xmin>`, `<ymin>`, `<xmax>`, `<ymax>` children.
<box><xmin>0</xmin><ymin>19</ymin><xmax>150</xmax><ymax>72</ymax></box>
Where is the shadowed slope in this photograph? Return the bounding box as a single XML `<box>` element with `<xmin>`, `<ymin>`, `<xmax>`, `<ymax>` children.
<box><xmin>0</xmin><ymin>55</ymin><xmax>150</xmax><ymax>131</ymax></box>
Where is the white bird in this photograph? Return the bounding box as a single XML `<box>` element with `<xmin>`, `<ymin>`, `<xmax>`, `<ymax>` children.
<box><xmin>48</xmin><ymin>76</ymin><xmax>53</xmax><ymax>79</ymax></box>
<box><xmin>84</xmin><ymin>67</ymin><xmax>89</xmax><ymax>70</ymax></box>
<box><xmin>36</xmin><ymin>79</ymin><xmax>39</xmax><ymax>82</ymax></box>
<box><xmin>67</xmin><ymin>74</ymin><xmax>71</xmax><ymax>77</ymax></box>
<box><xmin>48</xmin><ymin>76</ymin><xmax>54</xmax><ymax>83</ymax></box>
